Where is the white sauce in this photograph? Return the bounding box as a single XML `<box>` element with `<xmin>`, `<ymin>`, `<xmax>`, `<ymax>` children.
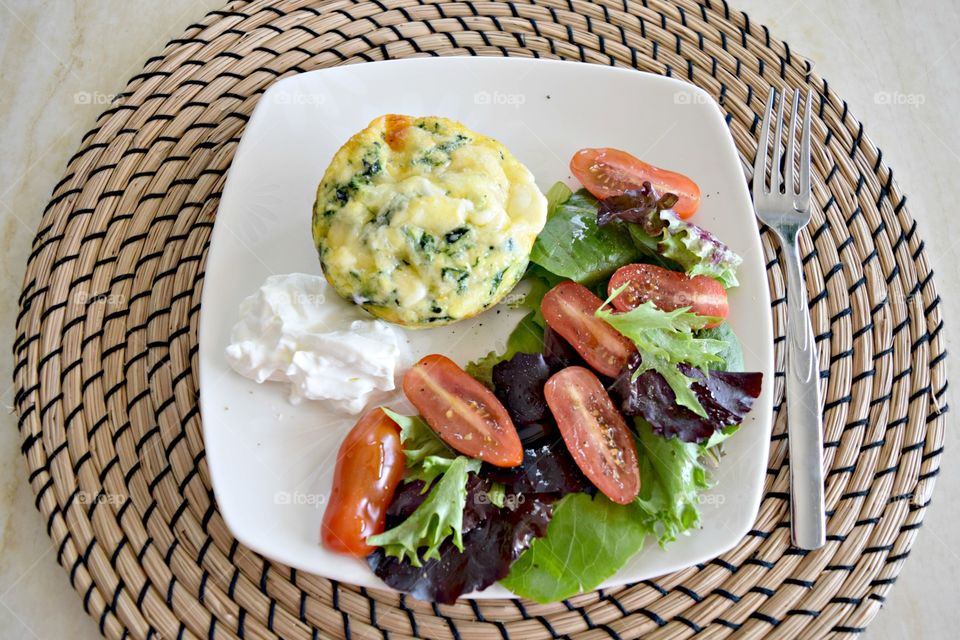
<box><xmin>224</xmin><ymin>273</ymin><xmax>407</xmax><ymax>414</ymax></box>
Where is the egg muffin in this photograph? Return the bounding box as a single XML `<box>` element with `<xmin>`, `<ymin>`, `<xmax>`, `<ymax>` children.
<box><xmin>312</xmin><ymin>115</ymin><xmax>547</xmax><ymax>327</ymax></box>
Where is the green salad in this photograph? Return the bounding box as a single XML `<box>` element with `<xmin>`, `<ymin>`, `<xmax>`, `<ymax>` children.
<box><xmin>320</xmin><ymin>147</ymin><xmax>763</xmax><ymax>605</ymax></box>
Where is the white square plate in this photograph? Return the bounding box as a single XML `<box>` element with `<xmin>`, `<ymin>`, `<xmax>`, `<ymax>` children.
<box><xmin>199</xmin><ymin>57</ymin><xmax>774</xmax><ymax>599</ymax></box>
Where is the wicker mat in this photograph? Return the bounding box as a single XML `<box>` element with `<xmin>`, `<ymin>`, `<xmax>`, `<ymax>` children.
<box><xmin>13</xmin><ymin>1</ymin><xmax>947</xmax><ymax>638</ymax></box>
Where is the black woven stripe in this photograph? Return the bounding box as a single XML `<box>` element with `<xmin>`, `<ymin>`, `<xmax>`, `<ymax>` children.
<box><xmin>713</xmin><ymin>617</ymin><xmax>742</xmax><ymax>630</ymax></box>
<box><xmin>534</xmin><ymin>615</ymin><xmax>559</xmax><ymax>639</ymax></box>
<box><xmin>675</xmin><ymin>585</ymin><xmax>703</xmax><ymax>602</ymax></box>
<box><xmin>713</xmin><ymin>588</ymin><xmax>741</xmax><ymax>603</ymax></box>
<box><xmin>634</xmin><ymin>608</ymin><xmax>667</xmax><ymax>626</ymax></box>
<box><xmin>398</xmin><ymin>594</ymin><xmax>420</xmax><ymax>637</ymax></box>
<box><xmin>674</xmin><ymin>616</ymin><xmax>702</xmax><ymax>633</ymax></box>
<box><xmin>749</xmin><ymin>611</ymin><xmax>781</xmax><ymax>626</ymax></box>
<box><xmin>642</xmin><ymin>579</ymin><xmax>668</xmax><ymax>595</ymax></box>
<box><xmin>598</xmin><ymin>590</ymin><xmax>629</xmax><ymax>616</ymax></box>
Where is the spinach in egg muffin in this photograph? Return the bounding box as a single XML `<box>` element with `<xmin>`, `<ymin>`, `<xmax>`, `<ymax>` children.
<box><xmin>312</xmin><ymin>114</ymin><xmax>547</xmax><ymax>327</ymax></box>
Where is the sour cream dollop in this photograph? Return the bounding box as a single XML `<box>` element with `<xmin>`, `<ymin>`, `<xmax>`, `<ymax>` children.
<box><xmin>224</xmin><ymin>273</ymin><xmax>407</xmax><ymax>414</ymax></box>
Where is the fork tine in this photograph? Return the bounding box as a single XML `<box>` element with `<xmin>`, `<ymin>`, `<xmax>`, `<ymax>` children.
<box><xmin>753</xmin><ymin>88</ymin><xmax>776</xmax><ymax>195</ymax></box>
<box><xmin>770</xmin><ymin>90</ymin><xmax>785</xmax><ymax>194</ymax></box>
<box><xmin>784</xmin><ymin>89</ymin><xmax>800</xmax><ymax>196</ymax></box>
<box><xmin>800</xmin><ymin>90</ymin><xmax>812</xmax><ymax>199</ymax></box>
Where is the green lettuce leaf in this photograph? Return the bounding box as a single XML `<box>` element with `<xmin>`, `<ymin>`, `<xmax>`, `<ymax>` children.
<box><xmin>544</xmin><ymin>181</ymin><xmax>573</xmax><ymax>217</ymax></box>
<box><xmin>366</xmin><ymin>455</ymin><xmax>482</xmax><ymax>567</ymax></box>
<box><xmin>596</xmin><ymin>297</ymin><xmax>726</xmax><ymax>416</ymax></box>
<box><xmin>502</xmin><ymin>419</ymin><xmax>714</xmax><ymax>602</ymax></box>
<box><xmin>487</xmin><ymin>482</ymin><xmax>507</xmax><ymax>509</ymax></box>
<box><xmin>530</xmin><ymin>190</ymin><xmax>643</xmax><ymax>284</ymax></box>
<box><xmin>633</xmin><ymin>418</ymin><xmax>710</xmax><ymax>545</ymax></box>
<box><xmin>700</xmin><ymin>424</ymin><xmax>740</xmax><ymax>463</ymax></box>
<box><xmin>382</xmin><ymin>408</ymin><xmax>456</xmax><ymax>486</ymax></box>
<box><xmin>500</xmin><ymin>492</ymin><xmax>650</xmax><ymax>602</ymax></box>
<box><xmin>465</xmin><ymin>311</ymin><xmax>544</xmax><ymax>387</ymax></box>
<box><xmin>697</xmin><ymin>323</ymin><xmax>745</xmax><ymax>372</ymax></box>
<box><xmin>631</xmin><ymin>210</ymin><xmax>742</xmax><ymax>288</ymax></box>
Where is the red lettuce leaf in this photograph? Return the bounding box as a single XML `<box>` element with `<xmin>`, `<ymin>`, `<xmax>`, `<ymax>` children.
<box><xmin>369</xmin><ymin>443</ymin><xmax>594</xmax><ymax>602</ymax></box>
<box><xmin>384</xmin><ymin>479</ymin><xmax>431</xmax><ymax>522</ymax></box>
<box><xmin>368</xmin><ymin>473</ymin><xmax>556</xmax><ymax>603</ymax></box>
<box><xmin>514</xmin><ymin>422</ymin><xmax>555</xmax><ymax>447</ymax></box>
<box><xmin>596</xmin><ymin>182</ymin><xmax>678</xmax><ymax>228</ymax></box>
<box><xmin>491</xmin><ymin>344</ymin><xmax>580</xmax><ymax>429</ymax></box>
<box><xmin>485</xmin><ymin>442</ymin><xmax>594</xmax><ymax>496</ymax></box>
<box><xmin>543</xmin><ymin>325</ymin><xmax>584</xmax><ymax>370</ymax></box>
<box><xmin>367</xmin><ymin>516</ymin><xmax>516</xmax><ymax>604</ymax></box>
<box><xmin>492</xmin><ymin>353</ymin><xmax>553</xmax><ymax>425</ymax></box>
<box><xmin>609</xmin><ymin>353</ymin><xmax>763</xmax><ymax>443</ymax></box>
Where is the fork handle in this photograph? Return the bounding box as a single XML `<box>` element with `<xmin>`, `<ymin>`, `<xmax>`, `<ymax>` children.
<box><xmin>780</xmin><ymin>230</ymin><xmax>826</xmax><ymax>549</ymax></box>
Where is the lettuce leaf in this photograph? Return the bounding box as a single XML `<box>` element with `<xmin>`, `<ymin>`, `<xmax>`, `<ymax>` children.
<box><xmin>609</xmin><ymin>358</ymin><xmax>763</xmax><ymax>443</ymax></box>
<box><xmin>465</xmin><ymin>311</ymin><xmax>544</xmax><ymax>387</ymax></box>
<box><xmin>544</xmin><ymin>181</ymin><xmax>573</xmax><ymax>217</ymax></box>
<box><xmin>697</xmin><ymin>323</ymin><xmax>745</xmax><ymax>372</ymax></box>
<box><xmin>502</xmin><ymin>419</ymin><xmax>712</xmax><ymax>602</ymax></box>
<box><xmin>369</xmin><ymin>475</ymin><xmax>555</xmax><ymax>604</ymax></box>
<box><xmin>486</xmin><ymin>482</ymin><xmax>507</xmax><ymax>508</ymax></box>
<box><xmin>366</xmin><ymin>455</ymin><xmax>482</xmax><ymax>566</ymax></box>
<box><xmin>635</xmin><ymin>210</ymin><xmax>742</xmax><ymax>288</ymax></box>
<box><xmin>382</xmin><ymin>408</ymin><xmax>456</xmax><ymax>486</ymax></box>
<box><xmin>596</xmin><ymin>298</ymin><xmax>727</xmax><ymax>416</ymax></box>
<box><xmin>597</xmin><ymin>184</ymin><xmax>678</xmax><ymax>227</ymax></box>
<box><xmin>594</xmin><ymin>185</ymin><xmax>742</xmax><ymax>287</ymax></box>
<box><xmin>500</xmin><ymin>492</ymin><xmax>650</xmax><ymax>602</ymax></box>
<box><xmin>701</xmin><ymin>424</ymin><xmax>740</xmax><ymax>461</ymax></box>
<box><xmin>530</xmin><ymin>190</ymin><xmax>643</xmax><ymax>284</ymax></box>
<box><xmin>633</xmin><ymin>418</ymin><xmax>711</xmax><ymax>544</ymax></box>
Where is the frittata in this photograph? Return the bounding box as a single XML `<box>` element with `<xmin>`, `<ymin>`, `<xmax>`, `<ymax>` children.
<box><xmin>312</xmin><ymin>115</ymin><xmax>547</xmax><ymax>327</ymax></box>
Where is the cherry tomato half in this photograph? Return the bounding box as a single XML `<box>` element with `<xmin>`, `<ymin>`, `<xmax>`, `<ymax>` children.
<box><xmin>403</xmin><ymin>354</ymin><xmax>523</xmax><ymax>467</ymax></box>
<box><xmin>609</xmin><ymin>263</ymin><xmax>728</xmax><ymax>327</ymax></box>
<box><xmin>570</xmin><ymin>147</ymin><xmax>701</xmax><ymax>219</ymax></box>
<box><xmin>321</xmin><ymin>408</ymin><xmax>406</xmax><ymax>556</ymax></box>
<box><xmin>540</xmin><ymin>281</ymin><xmax>636</xmax><ymax>377</ymax></box>
<box><xmin>545</xmin><ymin>367</ymin><xmax>640</xmax><ymax>504</ymax></box>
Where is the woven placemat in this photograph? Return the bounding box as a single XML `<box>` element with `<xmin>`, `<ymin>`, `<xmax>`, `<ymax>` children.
<box><xmin>13</xmin><ymin>1</ymin><xmax>947</xmax><ymax>638</ymax></box>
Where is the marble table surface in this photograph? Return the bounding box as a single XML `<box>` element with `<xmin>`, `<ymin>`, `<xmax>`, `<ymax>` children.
<box><xmin>0</xmin><ymin>1</ymin><xmax>956</xmax><ymax>638</ymax></box>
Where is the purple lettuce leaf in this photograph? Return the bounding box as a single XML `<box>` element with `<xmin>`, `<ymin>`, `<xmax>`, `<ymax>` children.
<box><xmin>368</xmin><ymin>472</ymin><xmax>557</xmax><ymax>603</ymax></box>
<box><xmin>367</xmin><ymin>517</ymin><xmax>515</xmax><ymax>604</ymax></box>
<box><xmin>385</xmin><ymin>479</ymin><xmax>431</xmax><ymax>523</ymax></box>
<box><xmin>596</xmin><ymin>182</ymin><xmax>742</xmax><ymax>288</ymax></box>
<box><xmin>543</xmin><ymin>325</ymin><xmax>583</xmax><ymax>370</ymax></box>
<box><xmin>515</xmin><ymin>422</ymin><xmax>555</xmax><ymax>447</ymax></box>
<box><xmin>485</xmin><ymin>443</ymin><xmax>594</xmax><ymax>496</ymax></box>
<box><xmin>492</xmin><ymin>343</ymin><xmax>580</xmax><ymax>428</ymax></box>
<box><xmin>596</xmin><ymin>182</ymin><xmax>678</xmax><ymax>228</ymax></box>
<box><xmin>492</xmin><ymin>353</ymin><xmax>553</xmax><ymax>425</ymax></box>
<box><xmin>609</xmin><ymin>353</ymin><xmax>763</xmax><ymax>443</ymax></box>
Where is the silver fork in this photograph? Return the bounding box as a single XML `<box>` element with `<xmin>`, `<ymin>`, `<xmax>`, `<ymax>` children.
<box><xmin>752</xmin><ymin>87</ymin><xmax>825</xmax><ymax>550</ymax></box>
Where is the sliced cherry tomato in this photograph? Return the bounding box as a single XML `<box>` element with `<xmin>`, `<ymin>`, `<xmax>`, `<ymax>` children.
<box><xmin>403</xmin><ymin>354</ymin><xmax>522</xmax><ymax>467</ymax></box>
<box><xmin>570</xmin><ymin>147</ymin><xmax>701</xmax><ymax>219</ymax></box>
<box><xmin>321</xmin><ymin>408</ymin><xmax>406</xmax><ymax>556</ymax></box>
<box><xmin>609</xmin><ymin>263</ymin><xmax>728</xmax><ymax>327</ymax></box>
<box><xmin>544</xmin><ymin>367</ymin><xmax>640</xmax><ymax>504</ymax></box>
<box><xmin>540</xmin><ymin>281</ymin><xmax>636</xmax><ymax>377</ymax></box>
